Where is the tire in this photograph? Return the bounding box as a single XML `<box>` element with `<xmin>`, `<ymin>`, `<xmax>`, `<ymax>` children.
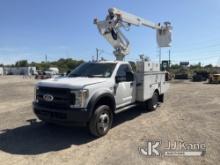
<box><xmin>147</xmin><ymin>91</ymin><xmax>159</xmax><ymax>111</ymax></box>
<box><xmin>88</xmin><ymin>105</ymin><xmax>113</xmax><ymax>137</ymax></box>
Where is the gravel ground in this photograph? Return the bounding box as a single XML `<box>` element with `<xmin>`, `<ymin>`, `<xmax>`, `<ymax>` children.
<box><xmin>0</xmin><ymin>76</ymin><xmax>219</xmax><ymax>165</ymax></box>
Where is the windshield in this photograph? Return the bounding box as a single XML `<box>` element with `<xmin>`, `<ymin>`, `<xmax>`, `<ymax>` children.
<box><xmin>68</xmin><ymin>62</ymin><xmax>116</xmax><ymax>78</ymax></box>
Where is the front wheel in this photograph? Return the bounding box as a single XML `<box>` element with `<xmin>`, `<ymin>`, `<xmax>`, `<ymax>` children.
<box><xmin>88</xmin><ymin>105</ymin><xmax>113</xmax><ymax>137</ymax></box>
<box><xmin>147</xmin><ymin>92</ymin><xmax>159</xmax><ymax>111</ymax></box>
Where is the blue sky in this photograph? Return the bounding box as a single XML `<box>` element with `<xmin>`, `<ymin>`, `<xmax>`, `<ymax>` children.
<box><xmin>0</xmin><ymin>0</ymin><xmax>220</xmax><ymax>65</ymax></box>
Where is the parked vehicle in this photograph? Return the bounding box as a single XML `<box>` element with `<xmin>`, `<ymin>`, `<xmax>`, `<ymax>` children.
<box><xmin>48</xmin><ymin>67</ymin><xmax>59</xmax><ymax>75</ymax></box>
<box><xmin>33</xmin><ymin>61</ymin><xmax>169</xmax><ymax>137</ymax></box>
<box><xmin>192</xmin><ymin>71</ymin><xmax>209</xmax><ymax>82</ymax></box>
<box><xmin>175</xmin><ymin>73</ymin><xmax>188</xmax><ymax>80</ymax></box>
<box><xmin>209</xmin><ymin>74</ymin><xmax>220</xmax><ymax>84</ymax></box>
<box><xmin>35</xmin><ymin>71</ymin><xmax>52</xmax><ymax>80</ymax></box>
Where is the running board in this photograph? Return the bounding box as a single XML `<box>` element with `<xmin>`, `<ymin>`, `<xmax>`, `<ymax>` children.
<box><xmin>115</xmin><ymin>104</ymin><xmax>137</xmax><ymax>114</ymax></box>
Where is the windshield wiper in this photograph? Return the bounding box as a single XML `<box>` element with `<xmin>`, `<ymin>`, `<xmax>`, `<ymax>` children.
<box><xmin>69</xmin><ymin>74</ymin><xmax>105</xmax><ymax>78</ymax></box>
<box><xmin>69</xmin><ymin>73</ymin><xmax>80</xmax><ymax>77</ymax></box>
<box><xmin>86</xmin><ymin>74</ymin><xmax>104</xmax><ymax>78</ymax></box>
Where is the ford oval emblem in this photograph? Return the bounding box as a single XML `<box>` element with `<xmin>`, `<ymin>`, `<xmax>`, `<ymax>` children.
<box><xmin>43</xmin><ymin>94</ymin><xmax>54</xmax><ymax>102</ymax></box>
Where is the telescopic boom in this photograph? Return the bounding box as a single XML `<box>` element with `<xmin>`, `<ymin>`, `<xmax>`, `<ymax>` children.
<box><xmin>94</xmin><ymin>8</ymin><xmax>172</xmax><ymax>60</ymax></box>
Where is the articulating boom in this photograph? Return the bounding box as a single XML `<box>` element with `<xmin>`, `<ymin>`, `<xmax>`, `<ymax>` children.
<box><xmin>94</xmin><ymin>8</ymin><xmax>172</xmax><ymax>61</ymax></box>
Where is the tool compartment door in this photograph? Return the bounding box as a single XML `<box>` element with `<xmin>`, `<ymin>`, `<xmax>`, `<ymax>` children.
<box><xmin>136</xmin><ymin>72</ymin><xmax>167</xmax><ymax>102</ymax></box>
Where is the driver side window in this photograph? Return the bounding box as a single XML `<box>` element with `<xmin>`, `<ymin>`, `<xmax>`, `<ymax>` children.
<box><xmin>116</xmin><ymin>64</ymin><xmax>133</xmax><ymax>82</ymax></box>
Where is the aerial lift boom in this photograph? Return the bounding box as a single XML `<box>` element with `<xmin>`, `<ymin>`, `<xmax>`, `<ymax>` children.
<box><xmin>94</xmin><ymin>8</ymin><xmax>172</xmax><ymax>60</ymax></box>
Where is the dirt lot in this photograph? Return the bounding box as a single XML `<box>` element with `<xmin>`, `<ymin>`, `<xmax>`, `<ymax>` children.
<box><xmin>0</xmin><ymin>76</ymin><xmax>219</xmax><ymax>165</ymax></box>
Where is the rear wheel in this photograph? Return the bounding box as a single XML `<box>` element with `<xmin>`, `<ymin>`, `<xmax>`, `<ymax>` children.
<box><xmin>147</xmin><ymin>91</ymin><xmax>159</xmax><ymax>111</ymax></box>
<box><xmin>89</xmin><ymin>105</ymin><xmax>113</xmax><ymax>137</ymax></box>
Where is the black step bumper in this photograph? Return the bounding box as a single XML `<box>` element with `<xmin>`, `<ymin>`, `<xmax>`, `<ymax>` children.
<box><xmin>33</xmin><ymin>102</ymin><xmax>91</xmax><ymax>125</ymax></box>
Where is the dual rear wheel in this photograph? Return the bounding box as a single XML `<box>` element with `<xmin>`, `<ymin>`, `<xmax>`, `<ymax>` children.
<box><xmin>147</xmin><ymin>91</ymin><xmax>159</xmax><ymax>111</ymax></box>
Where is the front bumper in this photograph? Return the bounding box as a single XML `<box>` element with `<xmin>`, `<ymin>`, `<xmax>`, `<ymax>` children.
<box><xmin>33</xmin><ymin>102</ymin><xmax>91</xmax><ymax>125</ymax></box>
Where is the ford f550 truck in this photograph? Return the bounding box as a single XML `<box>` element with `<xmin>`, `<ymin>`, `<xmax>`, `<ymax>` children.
<box><xmin>33</xmin><ymin>8</ymin><xmax>172</xmax><ymax>137</ymax></box>
<box><xmin>33</xmin><ymin>60</ymin><xmax>168</xmax><ymax>137</ymax></box>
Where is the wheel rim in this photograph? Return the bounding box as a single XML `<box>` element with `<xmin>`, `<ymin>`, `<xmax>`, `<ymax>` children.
<box><xmin>97</xmin><ymin>112</ymin><xmax>110</xmax><ymax>133</ymax></box>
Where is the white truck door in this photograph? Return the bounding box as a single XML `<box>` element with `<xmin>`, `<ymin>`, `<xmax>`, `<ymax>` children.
<box><xmin>115</xmin><ymin>64</ymin><xmax>135</xmax><ymax>108</ymax></box>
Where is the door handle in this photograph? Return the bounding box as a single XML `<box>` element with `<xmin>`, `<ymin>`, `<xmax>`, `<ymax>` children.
<box><xmin>130</xmin><ymin>82</ymin><xmax>133</xmax><ymax>87</ymax></box>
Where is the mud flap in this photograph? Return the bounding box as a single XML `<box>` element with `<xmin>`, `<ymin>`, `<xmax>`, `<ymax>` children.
<box><xmin>159</xmin><ymin>94</ymin><xmax>164</xmax><ymax>103</ymax></box>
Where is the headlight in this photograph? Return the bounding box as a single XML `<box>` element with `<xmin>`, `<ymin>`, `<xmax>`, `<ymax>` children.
<box><xmin>70</xmin><ymin>89</ymin><xmax>89</xmax><ymax>108</ymax></box>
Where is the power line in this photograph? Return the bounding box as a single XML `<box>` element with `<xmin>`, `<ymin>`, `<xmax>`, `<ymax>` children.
<box><xmin>91</xmin><ymin>44</ymin><xmax>220</xmax><ymax>64</ymax></box>
<box><xmin>175</xmin><ymin>37</ymin><xmax>220</xmax><ymax>47</ymax></box>
<box><xmin>173</xmin><ymin>43</ymin><xmax>220</xmax><ymax>53</ymax></box>
<box><xmin>173</xmin><ymin>49</ymin><xmax>220</xmax><ymax>55</ymax></box>
<box><xmin>171</xmin><ymin>55</ymin><xmax>219</xmax><ymax>62</ymax></box>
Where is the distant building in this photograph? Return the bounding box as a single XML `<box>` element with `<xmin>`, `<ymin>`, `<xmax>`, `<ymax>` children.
<box><xmin>180</xmin><ymin>61</ymin><xmax>189</xmax><ymax>69</ymax></box>
<box><xmin>180</xmin><ymin>61</ymin><xmax>189</xmax><ymax>67</ymax></box>
<box><xmin>0</xmin><ymin>67</ymin><xmax>3</xmax><ymax>75</ymax></box>
<box><xmin>3</xmin><ymin>67</ymin><xmax>37</xmax><ymax>75</ymax></box>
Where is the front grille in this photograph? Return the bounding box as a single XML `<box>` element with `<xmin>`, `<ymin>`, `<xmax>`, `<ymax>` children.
<box><xmin>36</xmin><ymin>87</ymin><xmax>75</xmax><ymax>110</ymax></box>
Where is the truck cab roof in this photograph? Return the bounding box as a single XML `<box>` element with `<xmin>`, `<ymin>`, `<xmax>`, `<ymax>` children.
<box><xmin>96</xmin><ymin>60</ymin><xmax>130</xmax><ymax>65</ymax></box>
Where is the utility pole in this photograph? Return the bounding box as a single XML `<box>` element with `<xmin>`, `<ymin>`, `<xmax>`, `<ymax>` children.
<box><xmin>96</xmin><ymin>48</ymin><xmax>103</xmax><ymax>61</ymax></box>
<box><xmin>168</xmin><ymin>49</ymin><xmax>171</xmax><ymax>67</ymax></box>
<box><xmin>45</xmin><ymin>54</ymin><xmax>48</xmax><ymax>63</ymax></box>
<box><xmin>96</xmin><ymin>48</ymin><xmax>99</xmax><ymax>61</ymax></box>
<box><xmin>159</xmin><ymin>48</ymin><xmax>161</xmax><ymax>64</ymax></box>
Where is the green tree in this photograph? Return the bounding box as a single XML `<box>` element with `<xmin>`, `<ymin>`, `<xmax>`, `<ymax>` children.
<box><xmin>204</xmin><ymin>64</ymin><xmax>213</xmax><ymax>68</ymax></box>
<box><xmin>170</xmin><ymin>64</ymin><xmax>181</xmax><ymax>70</ymax></box>
<box><xmin>27</xmin><ymin>58</ymin><xmax>84</xmax><ymax>73</ymax></box>
<box><xmin>15</xmin><ymin>60</ymin><xmax>28</xmax><ymax>67</ymax></box>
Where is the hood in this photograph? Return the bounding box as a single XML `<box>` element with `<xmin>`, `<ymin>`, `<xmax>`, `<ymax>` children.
<box><xmin>37</xmin><ymin>77</ymin><xmax>108</xmax><ymax>89</ymax></box>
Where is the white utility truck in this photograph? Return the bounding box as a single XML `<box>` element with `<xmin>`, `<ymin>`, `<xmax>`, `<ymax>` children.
<box><xmin>33</xmin><ymin>8</ymin><xmax>172</xmax><ymax>137</ymax></box>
